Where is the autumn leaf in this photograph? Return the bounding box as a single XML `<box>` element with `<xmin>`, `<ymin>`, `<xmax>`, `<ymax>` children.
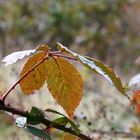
<box><xmin>63</xmin><ymin>133</ymin><xmax>79</xmax><ymax>140</ymax></box>
<box><xmin>45</xmin><ymin>57</ymin><xmax>83</xmax><ymax>118</ymax></box>
<box><xmin>57</xmin><ymin>42</ymin><xmax>125</xmax><ymax>95</ymax></box>
<box><xmin>20</xmin><ymin>52</ymin><xmax>47</xmax><ymax>94</ymax></box>
<box><xmin>36</xmin><ymin>45</ymin><xmax>50</xmax><ymax>52</ymax></box>
<box><xmin>131</xmin><ymin>90</ymin><xmax>140</xmax><ymax>116</ymax></box>
<box><xmin>2</xmin><ymin>49</ymin><xmax>36</xmax><ymax>65</ymax></box>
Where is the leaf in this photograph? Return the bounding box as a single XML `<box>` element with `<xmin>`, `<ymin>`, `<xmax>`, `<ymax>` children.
<box><xmin>45</xmin><ymin>57</ymin><xmax>83</xmax><ymax>118</ymax></box>
<box><xmin>57</xmin><ymin>42</ymin><xmax>125</xmax><ymax>94</ymax></box>
<box><xmin>68</xmin><ymin>119</ymin><xmax>80</xmax><ymax>134</ymax></box>
<box><xmin>63</xmin><ymin>133</ymin><xmax>78</xmax><ymax>140</ymax></box>
<box><xmin>53</xmin><ymin>117</ymin><xmax>68</xmax><ymax>126</ymax></box>
<box><xmin>2</xmin><ymin>49</ymin><xmax>36</xmax><ymax>65</ymax></box>
<box><xmin>45</xmin><ymin>108</ymin><xmax>80</xmax><ymax>133</ymax></box>
<box><xmin>20</xmin><ymin>52</ymin><xmax>47</xmax><ymax>94</ymax></box>
<box><xmin>129</xmin><ymin>74</ymin><xmax>140</xmax><ymax>86</ymax></box>
<box><xmin>131</xmin><ymin>90</ymin><xmax>140</xmax><ymax>116</ymax></box>
<box><xmin>85</xmin><ymin>56</ymin><xmax>126</xmax><ymax>94</ymax></box>
<box><xmin>45</xmin><ymin>109</ymin><xmax>65</xmax><ymax>117</ymax></box>
<box><xmin>27</xmin><ymin>126</ymin><xmax>52</xmax><ymax>140</ymax></box>
<box><xmin>36</xmin><ymin>45</ymin><xmax>50</xmax><ymax>52</ymax></box>
<box><xmin>27</xmin><ymin>107</ymin><xmax>45</xmax><ymax>125</ymax></box>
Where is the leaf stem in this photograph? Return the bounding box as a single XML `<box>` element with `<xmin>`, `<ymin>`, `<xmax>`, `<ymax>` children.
<box><xmin>49</xmin><ymin>51</ymin><xmax>61</xmax><ymax>54</ymax></box>
<box><xmin>1</xmin><ymin>53</ymin><xmax>48</xmax><ymax>103</ymax></box>
<box><xmin>52</xmin><ymin>54</ymin><xmax>77</xmax><ymax>61</ymax></box>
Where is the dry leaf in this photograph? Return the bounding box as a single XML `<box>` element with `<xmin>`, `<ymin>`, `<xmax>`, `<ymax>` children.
<box><xmin>46</xmin><ymin>57</ymin><xmax>83</xmax><ymax>118</ymax></box>
<box><xmin>20</xmin><ymin>52</ymin><xmax>47</xmax><ymax>94</ymax></box>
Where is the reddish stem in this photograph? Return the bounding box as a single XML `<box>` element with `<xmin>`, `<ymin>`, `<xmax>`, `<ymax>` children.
<box><xmin>49</xmin><ymin>51</ymin><xmax>61</xmax><ymax>54</ymax></box>
<box><xmin>52</xmin><ymin>54</ymin><xmax>77</xmax><ymax>61</ymax></box>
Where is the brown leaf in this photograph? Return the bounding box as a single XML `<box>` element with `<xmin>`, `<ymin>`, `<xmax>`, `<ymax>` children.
<box><xmin>46</xmin><ymin>57</ymin><xmax>83</xmax><ymax>118</ymax></box>
<box><xmin>20</xmin><ymin>52</ymin><xmax>47</xmax><ymax>94</ymax></box>
<box><xmin>36</xmin><ymin>45</ymin><xmax>49</xmax><ymax>52</ymax></box>
<box><xmin>57</xmin><ymin>42</ymin><xmax>126</xmax><ymax>95</ymax></box>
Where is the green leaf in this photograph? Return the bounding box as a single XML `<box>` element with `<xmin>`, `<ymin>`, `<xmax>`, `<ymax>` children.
<box><xmin>27</xmin><ymin>107</ymin><xmax>45</xmax><ymax>125</ymax></box>
<box><xmin>45</xmin><ymin>109</ymin><xmax>65</xmax><ymax>117</ymax></box>
<box><xmin>27</xmin><ymin>126</ymin><xmax>52</xmax><ymax>140</ymax></box>
<box><xmin>68</xmin><ymin>120</ymin><xmax>80</xmax><ymax>134</ymax></box>
<box><xmin>53</xmin><ymin>117</ymin><xmax>68</xmax><ymax>126</ymax></box>
<box><xmin>57</xmin><ymin>42</ymin><xmax>126</xmax><ymax>95</ymax></box>
<box><xmin>45</xmin><ymin>108</ymin><xmax>80</xmax><ymax>134</ymax></box>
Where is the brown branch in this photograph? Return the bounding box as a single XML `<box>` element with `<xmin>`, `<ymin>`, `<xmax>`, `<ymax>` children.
<box><xmin>0</xmin><ymin>100</ymin><xmax>92</xmax><ymax>140</ymax></box>
<box><xmin>0</xmin><ymin>99</ymin><xmax>139</xmax><ymax>139</ymax></box>
<box><xmin>1</xmin><ymin>53</ymin><xmax>48</xmax><ymax>102</ymax></box>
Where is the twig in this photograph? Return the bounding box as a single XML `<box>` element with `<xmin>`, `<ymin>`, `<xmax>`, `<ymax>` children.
<box><xmin>52</xmin><ymin>54</ymin><xmax>77</xmax><ymax>61</ymax></box>
<box><xmin>49</xmin><ymin>51</ymin><xmax>61</xmax><ymax>54</ymax></box>
<box><xmin>0</xmin><ymin>100</ymin><xmax>92</xmax><ymax>140</ymax></box>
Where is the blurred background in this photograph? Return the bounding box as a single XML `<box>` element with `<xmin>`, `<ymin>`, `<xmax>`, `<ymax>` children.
<box><xmin>0</xmin><ymin>0</ymin><xmax>140</xmax><ymax>139</ymax></box>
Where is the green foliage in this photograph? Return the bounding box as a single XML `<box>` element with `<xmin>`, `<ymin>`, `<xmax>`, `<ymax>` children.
<box><xmin>46</xmin><ymin>108</ymin><xmax>81</xmax><ymax>134</ymax></box>
<box><xmin>27</xmin><ymin>107</ymin><xmax>45</xmax><ymax>125</ymax></box>
<box><xmin>27</xmin><ymin>126</ymin><xmax>52</xmax><ymax>140</ymax></box>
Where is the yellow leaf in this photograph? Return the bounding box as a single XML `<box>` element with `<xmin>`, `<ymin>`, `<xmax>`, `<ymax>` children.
<box><xmin>63</xmin><ymin>133</ymin><xmax>78</xmax><ymax>140</ymax></box>
<box><xmin>20</xmin><ymin>52</ymin><xmax>47</xmax><ymax>94</ymax></box>
<box><xmin>36</xmin><ymin>45</ymin><xmax>49</xmax><ymax>52</ymax></box>
<box><xmin>46</xmin><ymin>57</ymin><xmax>83</xmax><ymax>118</ymax></box>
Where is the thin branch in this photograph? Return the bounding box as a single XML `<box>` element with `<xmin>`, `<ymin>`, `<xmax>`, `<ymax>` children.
<box><xmin>0</xmin><ymin>100</ymin><xmax>139</xmax><ymax>139</ymax></box>
<box><xmin>52</xmin><ymin>54</ymin><xmax>77</xmax><ymax>61</ymax></box>
<box><xmin>49</xmin><ymin>51</ymin><xmax>61</xmax><ymax>54</ymax></box>
<box><xmin>0</xmin><ymin>100</ymin><xmax>92</xmax><ymax>140</ymax></box>
<box><xmin>1</xmin><ymin>53</ymin><xmax>48</xmax><ymax>102</ymax></box>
